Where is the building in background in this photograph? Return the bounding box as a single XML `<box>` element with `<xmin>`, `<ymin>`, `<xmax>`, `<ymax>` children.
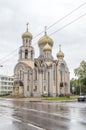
<box><xmin>13</xmin><ymin>25</ymin><xmax>70</xmax><ymax>97</ymax></box>
<box><xmin>0</xmin><ymin>75</ymin><xmax>14</xmax><ymax>95</ymax></box>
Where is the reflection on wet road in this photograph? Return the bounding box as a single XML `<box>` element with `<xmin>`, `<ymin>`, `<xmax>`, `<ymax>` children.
<box><xmin>0</xmin><ymin>99</ymin><xmax>86</xmax><ymax>130</ymax></box>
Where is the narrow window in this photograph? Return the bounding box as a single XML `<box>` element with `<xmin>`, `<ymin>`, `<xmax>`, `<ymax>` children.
<box><xmin>25</xmin><ymin>49</ymin><xmax>28</xmax><ymax>59</ymax></box>
<box><xmin>44</xmin><ymin>86</ymin><xmax>46</xmax><ymax>91</ymax></box>
<box><xmin>20</xmin><ymin>70</ymin><xmax>21</xmax><ymax>80</ymax></box>
<box><xmin>26</xmin><ymin>38</ymin><xmax>28</xmax><ymax>43</ymax></box>
<box><xmin>31</xmin><ymin>50</ymin><xmax>33</xmax><ymax>59</ymax></box>
<box><xmin>35</xmin><ymin>69</ymin><xmax>37</xmax><ymax>80</ymax></box>
<box><xmin>34</xmin><ymin>86</ymin><xmax>37</xmax><ymax>91</ymax></box>
<box><xmin>44</xmin><ymin>71</ymin><xmax>46</xmax><ymax>80</ymax></box>
<box><xmin>27</xmin><ymin>86</ymin><xmax>29</xmax><ymax>91</ymax></box>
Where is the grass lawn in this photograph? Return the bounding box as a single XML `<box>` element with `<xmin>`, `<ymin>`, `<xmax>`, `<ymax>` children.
<box><xmin>42</xmin><ymin>96</ymin><xmax>77</xmax><ymax>100</ymax></box>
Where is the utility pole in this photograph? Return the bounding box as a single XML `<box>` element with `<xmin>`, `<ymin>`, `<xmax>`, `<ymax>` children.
<box><xmin>79</xmin><ymin>78</ymin><xmax>81</xmax><ymax>95</ymax></box>
<box><xmin>0</xmin><ymin>65</ymin><xmax>3</xmax><ymax>67</ymax></box>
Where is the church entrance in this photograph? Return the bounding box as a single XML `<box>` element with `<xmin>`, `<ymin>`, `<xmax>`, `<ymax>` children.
<box><xmin>14</xmin><ymin>80</ymin><xmax>24</xmax><ymax>95</ymax></box>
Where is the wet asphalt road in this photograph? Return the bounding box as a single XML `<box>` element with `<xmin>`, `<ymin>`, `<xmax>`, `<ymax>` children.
<box><xmin>0</xmin><ymin>99</ymin><xmax>86</xmax><ymax>130</ymax></box>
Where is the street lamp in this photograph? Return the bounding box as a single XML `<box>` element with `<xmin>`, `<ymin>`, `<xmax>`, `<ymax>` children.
<box><xmin>78</xmin><ymin>78</ymin><xmax>81</xmax><ymax>95</ymax></box>
<box><xmin>0</xmin><ymin>65</ymin><xmax>3</xmax><ymax>67</ymax></box>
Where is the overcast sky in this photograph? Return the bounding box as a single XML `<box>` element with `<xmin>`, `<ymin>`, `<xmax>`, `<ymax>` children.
<box><xmin>0</xmin><ymin>0</ymin><xmax>86</xmax><ymax>79</ymax></box>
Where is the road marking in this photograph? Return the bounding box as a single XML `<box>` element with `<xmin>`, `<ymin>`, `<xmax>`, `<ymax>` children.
<box><xmin>0</xmin><ymin>113</ymin><xmax>45</xmax><ymax>130</ymax></box>
<box><xmin>21</xmin><ymin>107</ymin><xmax>86</xmax><ymax>124</ymax></box>
<box><xmin>0</xmin><ymin>113</ymin><xmax>21</xmax><ymax>123</ymax></box>
<box><xmin>1</xmin><ymin>101</ymin><xmax>86</xmax><ymax>125</ymax></box>
<box><xmin>1</xmin><ymin>104</ymin><xmax>86</xmax><ymax>124</ymax></box>
<box><xmin>28</xmin><ymin>123</ymin><xmax>45</xmax><ymax>130</ymax></box>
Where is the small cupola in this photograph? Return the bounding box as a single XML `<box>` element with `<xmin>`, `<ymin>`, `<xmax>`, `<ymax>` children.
<box><xmin>57</xmin><ymin>45</ymin><xmax>64</xmax><ymax>58</ymax></box>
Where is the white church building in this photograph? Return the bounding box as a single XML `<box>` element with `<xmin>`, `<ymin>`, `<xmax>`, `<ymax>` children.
<box><xmin>13</xmin><ymin>24</ymin><xmax>70</xmax><ymax>97</ymax></box>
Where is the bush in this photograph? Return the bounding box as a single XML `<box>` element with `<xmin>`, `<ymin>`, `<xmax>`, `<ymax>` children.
<box><xmin>66</xmin><ymin>94</ymin><xmax>70</xmax><ymax>98</ymax></box>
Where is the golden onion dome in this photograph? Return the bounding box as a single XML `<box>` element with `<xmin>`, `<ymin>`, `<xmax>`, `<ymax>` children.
<box><xmin>57</xmin><ymin>51</ymin><xmax>64</xmax><ymax>58</ymax></box>
<box><xmin>38</xmin><ymin>32</ymin><xmax>53</xmax><ymax>46</ymax></box>
<box><xmin>57</xmin><ymin>45</ymin><xmax>64</xmax><ymax>58</ymax></box>
<box><xmin>43</xmin><ymin>43</ymin><xmax>52</xmax><ymax>51</ymax></box>
<box><xmin>22</xmin><ymin>23</ymin><xmax>33</xmax><ymax>39</ymax></box>
<box><xmin>22</xmin><ymin>31</ymin><xmax>33</xmax><ymax>39</ymax></box>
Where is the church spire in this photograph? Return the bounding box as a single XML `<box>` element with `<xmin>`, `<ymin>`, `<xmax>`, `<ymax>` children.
<box><xmin>59</xmin><ymin>44</ymin><xmax>61</xmax><ymax>52</ymax></box>
<box><xmin>44</xmin><ymin>26</ymin><xmax>47</xmax><ymax>35</ymax></box>
<box><xmin>26</xmin><ymin>23</ymin><xmax>29</xmax><ymax>32</ymax></box>
<box><xmin>22</xmin><ymin>23</ymin><xmax>33</xmax><ymax>39</ymax></box>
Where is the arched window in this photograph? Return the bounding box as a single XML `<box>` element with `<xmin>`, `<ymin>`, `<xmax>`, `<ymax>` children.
<box><xmin>34</xmin><ymin>69</ymin><xmax>37</xmax><ymax>80</ymax></box>
<box><xmin>27</xmin><ymin>86</ymin><xmax>29</xmax><ymax>91</ymax></box>
<box><xmin>20</xmin><ymin>70</ymin><xmax>21</xmax><ymax>80</ymax></box>
<box><xmin>60</xmin><ymin>63</ymin><xmax>65</xmax><ymax>82</ymax></box>
<box><xmin>26</xmin><ymin>38</ymin><xmax>28</xmax><ymax>43</ymax></box>
<box><xmin>35</xmin><ymin>86</ymin><xmax>37</xmax><ymax>91</ymax></box>
<box><xmin>44</xmin><ymin>86</ymin><xmax>46</xmax><ymax>91</ymax></box>
<box><xmin>44</xmin><ymin>71</ymin><xmax>46</xmax><ymax>80</ymax></box>
<box><xmin>25</xmin><ymin>49</ymin><xmax>28</xmax><ymax>59</ymax></box>
<box><xmin>23</xmin><ymin>71</ymin><xmax>24</xmax><ymax>79</ymax></box>
<box><xmin>31</xmin><ymin>50</ymin><xmax>33</xmax><ymax>59</ymax></box>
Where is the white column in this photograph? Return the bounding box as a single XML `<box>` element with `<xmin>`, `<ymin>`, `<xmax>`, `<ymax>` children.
<box><xmin>57</xmin><ymin>69</ymin><xmax>60</xmax><ymax>95</ymax></box>
<box><xmin>24</xmin><ymin>71</ymin><xmax>28</xmax><ymax>97</ymax></box>
<box><xmin>49</xmin><ymin>68</ymin><xmax>53</xmax><ymax>96</ymax></box>
<box><xmin>39</xmin><ymin>73</ymin><xmax>43</xmax><ymax>96</ymax></box>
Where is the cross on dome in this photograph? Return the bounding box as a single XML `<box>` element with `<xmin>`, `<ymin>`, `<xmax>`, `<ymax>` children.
<box><xmin>44</xmin><ymin>26</ymin><xmax>47</xmax><ymax>35</ymax></box>
<box><xmin>59</xmin><ymin>44</ymin><xmax>61</xmax><ymax>52</ymax></box>
<box><xmin>22</xmin><ymin>23</ymin><xmax>33</xmax><ymax>39</ymax></box>
<box><xmin>26</xmin><ymin>23</ymin><xmax>29</xmax><ymax>32</ymax></box>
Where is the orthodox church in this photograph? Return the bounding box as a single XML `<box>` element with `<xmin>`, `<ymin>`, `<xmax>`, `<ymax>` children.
<box><xmin>13</xmin><ymin>24</ymin><xmax>70</xmax><ymax>97</ymax></box>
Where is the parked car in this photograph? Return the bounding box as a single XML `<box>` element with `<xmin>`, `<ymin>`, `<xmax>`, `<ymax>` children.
<box><xmin>77</xmin><ymin>94</ymin><xmax>86</xmax><ymax>101</ymax></box>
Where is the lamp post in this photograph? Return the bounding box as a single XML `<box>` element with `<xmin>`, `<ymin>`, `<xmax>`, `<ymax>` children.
<box><xmin>79</xmin><ymin>78</ymin><xmax>82</xmax><ymax>95</ymax></box>
<box><xmin>0</xmin><ymin>65</ymin><xmax>3</xmax><ymax>67</ymax></box>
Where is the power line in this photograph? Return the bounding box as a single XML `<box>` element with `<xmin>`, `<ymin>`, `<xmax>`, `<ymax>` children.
<box><xmin>33</xmin><ymin>2</ymin><xmax>86</xmax><ymax>39</ymax></box>
<box><xmin>50</xmin><ymin>13</ymin><xmax>86</xmax><ymax>36</ymax></box>
<box><xmin>47</xmin><ymin>2</ymin><xmax>86</xmax><ymax>30</ymax></box>
<box><xmin>0</xmin><ymin>47</ymin><xmax>19</xmax><ymax>62</ymax></box>
<box><xmin>0</xmin><ymin>2</ymin><xmax>86</xmax><ymax>64</ymax></box>
<box><xmin>1</xmin><ymin>12</ymin><xmax>86</xmax><ymax>65</ymax></box>
<box><xmin>0</xmin><ymin>53</ymin><xmax>18</xmax><ymax>64</ymax></box>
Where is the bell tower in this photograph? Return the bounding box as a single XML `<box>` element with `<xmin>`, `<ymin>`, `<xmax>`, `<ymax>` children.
<box><xmin>38</xmin><ymin>26</ymin><xmax>54</xmax><ymax>57</ymax></box>
<box><xmin>19</xmin><ymin>23</ymin><xmax>34</xmax><ymax>61</ymax></box>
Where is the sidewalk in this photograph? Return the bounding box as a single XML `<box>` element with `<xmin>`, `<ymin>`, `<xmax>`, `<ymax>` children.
<box><xmin>0</xmin><ymin>97</ymin><xmax>77</xmax><ymax>102</ymax></box>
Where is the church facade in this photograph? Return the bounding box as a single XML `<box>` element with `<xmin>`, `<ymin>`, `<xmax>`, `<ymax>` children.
<box><xmin>13</xmin><ymin>25</ymin><xmax>70</xmax><ymax>97</ymax></box>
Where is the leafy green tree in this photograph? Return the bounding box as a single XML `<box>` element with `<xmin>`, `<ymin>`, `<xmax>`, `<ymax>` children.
<box><xmin>70</xmin><ymin>78</ymin><xmax>79</xmax><ymax>94</ymax></box>
<box><xmin>74</xmin><ymin>60</ymin><xmax>86</xmax><ymax>94</ymax></box>
<box><xmin>74</xmin><ymin>61</ymin><xmax>86</xmax><ymax>79</ymax></box>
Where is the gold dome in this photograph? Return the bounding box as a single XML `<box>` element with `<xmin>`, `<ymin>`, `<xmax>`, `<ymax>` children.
<box><xmin>57</xmin><ymin>45</ymin><xmax>64</xmax><ymax>58</ymax></box>
<box><xmin>57</xmin><ymin>51</ymin><xmax>64</xmax><ymax>58</ymax></box>
<box><xmin>38</xmin><ymin>34</ymin><xmax>53</xmax><ymax>46</ymax></box>
<box><xmin>43</xmin><ymin>43</ymin><xmax>52</xmax><ymax>51</ymax></box>
<box><xmin>22</xmin><ymin>31</ymin><xmax>33</xmax><ymax>39</ymax></box>
<box><xmin>22</xmin><ymin>23</ymin><xmax>33</xmax><ymax>39</ymax></box>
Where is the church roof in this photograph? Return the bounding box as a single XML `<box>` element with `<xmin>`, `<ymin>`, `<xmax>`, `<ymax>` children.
<box><xmin>22</xmin><ymin>23</ymin><xmax>33</xmax><ymax>39</ymax></box>
<box><xmin>43</xmin><ymin>43</ymin><xmax>52</xmax><ymax>51</ymax></box>
<box><xmin>38</xmin><ymin>27</ymin><xmax>53</xmax><ymax>46</ymax></box>
<box><xmin>57</xmin><ymin>45</ymin><xmax>64</xmax><ymax>58</ymax></box>
<box><xmin>45</xmin><ymin>61</ymin><xmax>53</xmax><ymax>66</ymax></box>
<box><xmin>57</xmin><ymin>51</ymin><xmax>64</xmax><ymax>58</ymax></box>
<box><xmin>22</xmin><ymin>31</ymin><xmax>33</xmax><ymax>39</ymax></box>
<box><xmin>22</xmin><ymin>61</ymin><xmax>34</xmax><ymax>69</ymax></box>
